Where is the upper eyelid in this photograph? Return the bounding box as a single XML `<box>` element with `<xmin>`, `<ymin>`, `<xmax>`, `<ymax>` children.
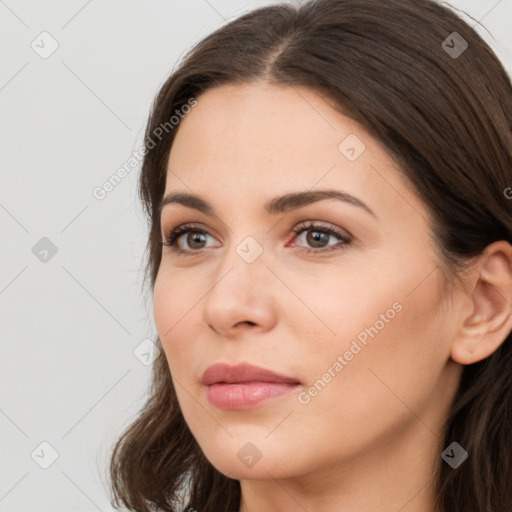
<box><xmin>164</xmin><ymin>220</ymin><xmax>344</xmax><ymax>234</ymax></box>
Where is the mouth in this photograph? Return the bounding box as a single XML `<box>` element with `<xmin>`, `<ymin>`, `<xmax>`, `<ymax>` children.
<box><xmin>201</xmin><ymin>362</ymin><xmax>302</xmax><ymax>410</ymax></box>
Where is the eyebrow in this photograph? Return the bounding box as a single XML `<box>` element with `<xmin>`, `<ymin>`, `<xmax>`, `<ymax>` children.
<box><xmin>159</xmin><ymin>189</ymin><xmax>377</xmax><ymax>218</ymax></box>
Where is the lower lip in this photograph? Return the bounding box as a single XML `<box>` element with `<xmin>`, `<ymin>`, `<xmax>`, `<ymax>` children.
<box><xmin>206</xmin><ymin>382</ymin><xmax>301</xmax><ymax>410</ymax></box>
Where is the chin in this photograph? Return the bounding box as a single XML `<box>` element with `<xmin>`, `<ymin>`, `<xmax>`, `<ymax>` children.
<box><xmin>200</xmin><ymin>441</ymin><xmax>302</xmax><ymax>481</ymax></box>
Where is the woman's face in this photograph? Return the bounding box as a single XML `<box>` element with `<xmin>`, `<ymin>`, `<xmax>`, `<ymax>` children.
<box><xmin>153</xmin><ymin>82</ymin><xmax>463</xmax><ymax>483</ymax></box>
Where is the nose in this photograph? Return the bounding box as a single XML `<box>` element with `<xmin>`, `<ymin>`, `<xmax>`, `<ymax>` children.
<box><xmin>201</xmin><ymin>240</ymin><xmax>277</xmax><ymax>338</ymax></box>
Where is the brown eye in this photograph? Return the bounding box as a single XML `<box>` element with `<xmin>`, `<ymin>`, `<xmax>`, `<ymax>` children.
<box><xmin>305</xmin><ymin>229</ymin><xmax>330</xmax><ymax>248</ymax></box>
<box><xmin>186</xmin><ymin>232</ymin><xmax>207</xmax><ymax>249</ymax></box>
<box><xmin>290</xmin><ymin>222</ymin><xmax>352</xmax><ymax>254</ymax></box>
<box><xmin>161</xmin><ymin>223</ymin><xmax>220</xmax><ymax>254</ymax></box>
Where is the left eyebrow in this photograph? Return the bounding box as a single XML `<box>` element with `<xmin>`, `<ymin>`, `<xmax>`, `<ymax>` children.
<box><xmin>159</xmin><ymin>189</ymin><xmax>377</xmax><ymax>219</ymax></box>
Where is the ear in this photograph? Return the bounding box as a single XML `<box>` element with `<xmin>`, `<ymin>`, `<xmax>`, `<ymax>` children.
<box><xmin>451</xmin><ymin>240</ymin><xmax>512</xmax><ymax>365</ymax></box>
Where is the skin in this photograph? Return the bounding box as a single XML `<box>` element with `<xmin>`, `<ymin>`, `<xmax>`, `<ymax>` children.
<box><xmin>153</xmin><ymin>82</ymin><xmax>512</xmax><ymax>512</ymax></box>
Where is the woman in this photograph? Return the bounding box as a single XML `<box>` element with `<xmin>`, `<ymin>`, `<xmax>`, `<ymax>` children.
<box><xmin>109</xmin><ymin>0</ymin><xmax>512</xmax><ymax>510</ymax></box>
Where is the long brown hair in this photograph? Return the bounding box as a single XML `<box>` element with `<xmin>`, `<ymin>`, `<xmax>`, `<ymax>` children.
<box><xmin>108</xmin><ymin>0</ymin><xmax>512</xmax><ymax>510</ymax></box>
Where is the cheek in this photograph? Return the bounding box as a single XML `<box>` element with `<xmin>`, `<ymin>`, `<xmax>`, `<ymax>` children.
<box><xmin>153</xmin><ymin>263</ymin><xmax>203</xmax><ymax>335</ymax></box>
<box><xmin>294</xmin><ymin>263</ymin><xmax>448</xmax><ymax>438</ymax></box>
<box><xmin>294</xmin><ymin>243</ymin><xmax>446</xmax><ymax>365</ymax></box>
<box><xmin>152</xmin><ymin>271</ymin><xmax>201</xmax><ymax>372</ymax></box>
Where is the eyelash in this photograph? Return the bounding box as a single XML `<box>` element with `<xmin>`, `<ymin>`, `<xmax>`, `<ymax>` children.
<box><xmin>160</xmin><ymin>221</ymin><xmax>352</xmax><ymax>255</ymax></box>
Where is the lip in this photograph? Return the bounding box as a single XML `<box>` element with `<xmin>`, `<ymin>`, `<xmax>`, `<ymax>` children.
<box><xmin>202</xmin><ymin>362</ymin><xmax>301</xmax><ymax>410</ymax></box>
<box><xmin>201</xmin><ymin>362</ymin><xmax>301</xmax><ymax>386</ymax></box>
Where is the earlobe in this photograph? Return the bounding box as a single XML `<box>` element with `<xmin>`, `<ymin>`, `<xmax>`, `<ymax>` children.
<box><xmin>450</xmin><ymin>241</ymin><xmax>512</xmax><ymax>366</ymax></box>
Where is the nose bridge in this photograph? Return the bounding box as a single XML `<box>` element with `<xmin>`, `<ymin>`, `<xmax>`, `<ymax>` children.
<box><xmin>213</xmin><ymin>232</ymin><xmax>268</xmax><ymax>293</ymax></box>
<box><xmin>201</xmin><ymin>230</ymin><xmax>275</xmax><ymax>333</ymax></box>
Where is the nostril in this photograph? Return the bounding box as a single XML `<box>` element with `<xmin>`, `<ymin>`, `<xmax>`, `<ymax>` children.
<box><xmin>238</xmin><ymin>321</ymin><xmax>256</xmax><ymax>327</ymax></box>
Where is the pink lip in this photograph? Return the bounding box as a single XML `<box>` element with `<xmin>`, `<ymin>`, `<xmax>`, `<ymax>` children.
<box><xmin>201</xmin><ymin>362</ymin><xmax>301</xmax><ymax>410</ymax></box>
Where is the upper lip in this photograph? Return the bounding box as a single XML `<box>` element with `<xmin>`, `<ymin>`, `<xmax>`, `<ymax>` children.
<box><xmin>201</xmin><ymin>362</ymin><xmax>301</xmax><ymax>386</ymax></box>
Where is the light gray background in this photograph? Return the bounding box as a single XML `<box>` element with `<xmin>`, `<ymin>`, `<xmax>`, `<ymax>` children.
<box><xmin>1</xmin><ymin>1</ymin><xmax>511</xmax><ymax>511</ymax></box>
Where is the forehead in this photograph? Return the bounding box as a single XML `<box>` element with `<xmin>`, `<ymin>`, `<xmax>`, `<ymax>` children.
<box><xmin>168</xmin><ymin>82</ymin><xmax>381</xmax><ymax>170</ymax></box>
<box><xmin>164</xmin><ymin>82</ymin><xmax>424</xmax><ymax>224</ymax></box>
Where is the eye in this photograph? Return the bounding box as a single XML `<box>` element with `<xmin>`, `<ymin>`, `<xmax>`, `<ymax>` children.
<box><xmin>289</xmin><ymin>221</ymin><xmax>352</xmax><ymax>254</ymax></box>
<box><xmin>160</xmin><ymin>221</ymin><xmax>353</xmax><ymax>255</ymax></box>
<box><xmin>161</xmin><ymin>223</ymin><xmax>218</xmax><ymax>253</ymax></box>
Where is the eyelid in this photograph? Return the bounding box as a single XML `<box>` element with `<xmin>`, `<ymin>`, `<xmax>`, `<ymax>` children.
<box><xmin>292</xmin><ymin>219</ymin><xmax>353</xmax><ymax>239</ymax></box>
